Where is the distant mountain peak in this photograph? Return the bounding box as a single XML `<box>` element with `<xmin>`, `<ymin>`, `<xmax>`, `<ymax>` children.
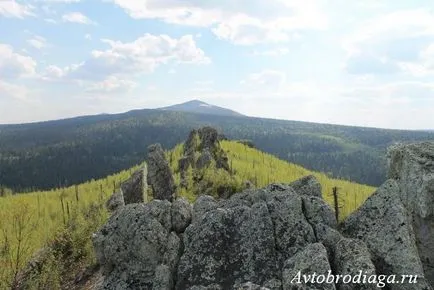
<box><xmin>158</xmin><ymin>100</ymin><xmax>243</xmax><ymax>117</ymax></box>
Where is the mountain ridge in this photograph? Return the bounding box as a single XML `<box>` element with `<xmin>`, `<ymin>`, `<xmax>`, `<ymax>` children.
<box><xmin>157</xmin><ymin>99</ymin><xmax>244</xmax><ymax>117</ymax></box>
<box><xmin>1</xmin><ymin>105</ymin><xmax>434</xmax><ymax>191</ymax></box>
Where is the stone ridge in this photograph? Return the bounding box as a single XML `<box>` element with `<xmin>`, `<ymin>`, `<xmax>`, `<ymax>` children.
<box><xmin>93</xmin><ymin>141</ymin><xmax>434</xmax><ymax>290</ymax></box>
<box><xmin>387</xmin><ymin>142</ymin><xmax>434</xmax><ymax>285</ymax></box>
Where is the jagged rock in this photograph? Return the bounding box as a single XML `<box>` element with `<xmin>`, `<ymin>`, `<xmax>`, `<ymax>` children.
<box><xmin>176</xmin><ymin>186</ymin><xmax>318</xmax><ymax>290</ymax></box>
<box><xmin>387</xmin><ymin>142</ymin><xmax>434</xmax><ymax>284</ymax></box>
<box><xmin>197</xmin><ymin>126</ymin><xmax>220</xmax><ymax>151</ymax></box>
<box><xmin>282</xmin><ymin>243</ymin><xmax>335</xmax><ymax>290</ymax></box>
<box><xmin>196</xmin><ymin>149</ymin><xmax>213</xmax><ymax>169</ymax></box>
<box><xmin>341</xmin><ymin>180</ymin><xmax>431</xmax><ymax>289</ymax></box>
<box><xmin>177</xmin><ymin>197</ymin><xmax>280</xmax><ymax>289</ymax></box>
<box><xmin>302</xmin><ymin>195</ymin><xmax>337</xmax><ymax>229</ymax></box>
<box><xmin>333</xmin><ymin>238</ymin><xmax>377</xmax><ymax>290</ymax></box>
<box><xmin>106</xmin><ymin>191</ymin><xmax>124</xmax><ymax>212</ymax></box>
<box><xmin>192</xmin><ymin>195</ymin><xmax>218</xmax><ymax>222</ymax></box>
<box><xmin>147</xmin><ymin>143</ymin><xmax>176</xmax><ymax>201</ymax></box>
<box><xmin>290</xmin><ymin>175</ymin><xmax>322</xmax><ymax>198</ymax></box>
<box><xmin>215</xmin><ymin>153</ymin><xmax>230</xmax><ymax>171</ymax></box>
<box><xmin>184</xmin><ymin>129</ymin><xmax>200</xmax><ymax>156</ymax></box>
<box><xmin>120</xmin><ymin>166</ymin><xmax>148</xmax><ymax>204</ymax></box>
<box><xmin>92</xmin><ymin>201</ymin><xmax>177</xmax><ymax>289</ymax></box>
<box><xmin>171</xmin><ymin>198</ymin><xmax>193</xmax><ymax>233</ymax></box>
<box><xmin>179</xmin><ymin>156</ymin><xmax>194</xmax><ymax>172</ymax></box>
<box><xmin>93</xmin><ymin>154</ymin><xmax>434</xmax><ymax>290</ymax></box>
<box><xmin>264</xmin><ymin>188</ymin><xmax>317</xmax><ymax>265</ymax></box>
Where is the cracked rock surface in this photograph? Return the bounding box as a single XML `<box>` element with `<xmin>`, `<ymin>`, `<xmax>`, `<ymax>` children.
<box><xmin>93</xmin><ymin>142</ymin><xmax>434</xmax><ymax>290</ymax></box>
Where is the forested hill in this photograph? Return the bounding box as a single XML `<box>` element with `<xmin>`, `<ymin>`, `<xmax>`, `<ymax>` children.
<box><xmin>1</xmin><ymin>108</ymin><xmax>433</xmax><ymax>191</ymax></box>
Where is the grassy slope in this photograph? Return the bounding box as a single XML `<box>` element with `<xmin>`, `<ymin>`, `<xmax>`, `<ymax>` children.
<box><xmin>0</xmin><ymin>140</ymin><xmax>375</xmax><ymax>288</ymax></box>
<box><xmin>167</xmin><ymin>140</ymin><xmax>375</xmax><ymax>219</ymax></box>
<box><xmin>0</xmin><ymin>167</ymin><xmax>138</xmax><ymax>288</ymax></box>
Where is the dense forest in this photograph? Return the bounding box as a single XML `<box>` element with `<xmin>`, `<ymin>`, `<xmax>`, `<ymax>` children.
<box><xmin>1</xmin><ymin>109</ymin><xmax>433</xmax><ymax>191</ymax></box>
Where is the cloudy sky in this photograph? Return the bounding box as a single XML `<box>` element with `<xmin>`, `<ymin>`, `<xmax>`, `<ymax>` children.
<box><xmin>1</xmin><ymin>0</ymin><xmax>433</xmax><ymax>129</ymax></box>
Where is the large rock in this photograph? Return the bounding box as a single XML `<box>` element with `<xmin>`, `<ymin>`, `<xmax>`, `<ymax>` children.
<box><xmin>197</xmin><ymin>127</ymin><xmax>220</xmax><ymax>151</ymax></box>
<box><xmin>93</xmin><ymin>161</ymin><xmax>434</xmax><ymax>290</ymax></box>
<box><xmin>387</xmin><ymin>142</ymin><xmax>434</xmax><ymax>283</ymax></box>
<box><xmin>290</xmin><ymin>175</ymin><xmax>322</xmax><ymax>198</ymax></box>
<box><xmin>171</xmin><ymin>197</ymin><xmax>193</xmax><ymax>234</ymax></box>
<box><xmin>92</xmin><ymin>201</ymin><xmax>177</xmax><ymax>289</ymax></box>
<box><xmin>333</xmin><ymin>238</ymin><xmax>377</xmax><ymax>290</ymax></box>
<box><xmin>341</xmin><ymin>180</ymin><xmax>431</xmax><ymax>289</ymax></box>
<box><xmin>176</xmin><ymin>186</ymin><xmax>318</xmax><ymax>290</ymax></box>
<box><xmin>282</xmin><ymin>243</ymin><xmax>335</xmax><ymax>290</ymax></box>
<box><xmin>147</xmin><ymin>143</ymin><xmax>177</xmax><ymax>201</ymax></box>
<box><xmin>121</xmin><ymin>166</ymin><xmax>148</xmax><ymax>204</ymax></box>
<box><xmin>106</xmin><ymin>191</ymin><xmax>124</xmax><ymax>212</ymax></box>
<box><xmin>179</xmin><ymin>127</ymin><xmax>231</xmax><ymax>189</ymax></box>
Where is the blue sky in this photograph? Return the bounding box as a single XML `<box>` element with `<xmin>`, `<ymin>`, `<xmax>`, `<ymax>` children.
<box><xmin>1</xmin><ymin>0</ymin><xmax>434</xmax><ymax>129</ymax></box>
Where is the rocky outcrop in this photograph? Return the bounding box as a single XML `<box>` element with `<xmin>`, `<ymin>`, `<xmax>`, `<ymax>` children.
<box><xmin>387</xmin><ymin>142</ymin><xmax>434</xmax><ymax>283</ymax></box>
<box><xmin>121</xmin><ymin>167</ymin><xmax>148</xmax><ymax>204</ymax></box>
<box><xmin>341</xmin><ymin>180</ymin><xmax>430</xmax><ymax>289</ymax></box>
<box><xmin>94</xmin><ymin>176</ymin><xmax>392</xmax><ymax>290</ymax></box>
<box><xmin>179</xmin><ymin>127</ymin><xmax>230</xmax><ymax>189</ymax></box>
<box><xmin>106</xmin><ymin>166</ymin><xmax>147</xmax><ymax>211</ymax></box>
<box><xmin>93</xmin><ymin>142</ymin><xmax>434</xmax><ymax>290</ymax></box>
<box><xmin>147</xmin><ymin>143</ymin><xmax>177</xmax><ymax>201</ymax></box>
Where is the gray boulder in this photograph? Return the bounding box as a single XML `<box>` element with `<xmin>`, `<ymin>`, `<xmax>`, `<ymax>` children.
<box><xmin>176</xmin><ymin>186</ymin><xmax>318</xmax><ymax>290</ymax></box>
<box><xmin>106</xmin><ymin>191</ymin><xmax>124</xmax><ymax>212</ymax></box>
<box><xmin>196</xmin><ymin>149</ymin><xmax>213</xmax><ymax>169</ymax></box>
<box><xmin>171</xmin><ymin>197</ymin><xmax>193</xmax><ymax>233</ymax></box>
<box><xmin>302</xmin><ymin>195</ymin><xmax>337</xmax><ymax>229</ymax></box>
<box><xmin>92</xmin><ymin>202</ymin><xmax>173</xmax><ymax>289</ymax></box>
<box><xmin>341</xmin><ymin>180</ymin><xmax>431</xmax><ymax>289</ymax></box>
<box><xmin>147</xmin><ymin>143</ymin><xmax>177</xmax><ymax>201</ymax></box>
<box><xmin>197</xmin><ymin>126</ymin><xmax>220</xmax><ymax>151</ymax></box>
<box><xmin>282</xmin><ymin>243</ymin><xmax>335</xmax><ymax>290</ymax></box>
<box><xmin>387</xmin><ymin>142</ymin><xmax>434</xmax><ymax>283</ymax></box>
<box><xmin>333</xmin><ymin>238</ymin><xmax>376</xmax><ymax>290</ymax></box>
<box><xmin>121</xmin><ymin>166</ymin><xmax>148</xmax><ymax>204</ymax></box>
<box><xmin>290</xmin><ymin>175</ymin><xmax>323</xmax><ymax>198</ymax></box>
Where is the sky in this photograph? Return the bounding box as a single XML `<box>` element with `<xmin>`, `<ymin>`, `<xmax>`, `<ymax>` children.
<box><xmin>0</xmin><ymin>0</ymin><xmax>434</xmax><ymax>130</ymax></box>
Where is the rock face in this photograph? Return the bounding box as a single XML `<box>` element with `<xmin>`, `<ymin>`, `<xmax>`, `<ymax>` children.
<box><xmin>179</xmin><ymin>127</ymin><xmax>230</xmax><ymax>189</ymax></box>
<box><xmin>93</xmin><ymin>142</ymin><xmax>434</xmax><ymax>290</ymax></box>
<box><xmin>387</xmin><ymin>142</ymin><xmax>434</xmax><ymax>284</ymax></box>
<box><xmin>121</xmin><ymin>167</ymin><xmax>148</xmax><ymax>204</ymax></box>
<box><xmin>94</xmin><ymin>176</ymin><xmax>380</xmax><ymax>290</ymax></box>
<box><xmin>106</xmin><ymin>166</ymin><xmax>147</xmax><ymax>211</ymax></box>
<box><xmin>341</xmin><ymin>180</ymin><xmax>431</xmax><ymax>289</ymax></box>
<box><xmin>147</xmin><ymin>143</ymin><xmax>177</xmax><ymax>201</ymax></box>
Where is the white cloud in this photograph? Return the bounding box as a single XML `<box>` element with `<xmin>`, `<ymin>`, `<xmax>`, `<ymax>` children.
<box><xmin>85</xmin><ymin>76</ymin><xmax>137</xmax><ymax>93</ymax></box>
<box><xmin>109</xmin><ymin>0</ymin><xmax>328</xmax><ymax>45</ymax></box>
<box><xmin>85</xmin><ymin>33</ymin><xmax>92</xmax><ymax>40</ymax></box>
<box><xmin>61</xmin><ymin>34</ymin><xmax>210</xmax><ymax>81</ymax></box>
<box><xmin>41</xmin><ymin>65</ymin><xmax>65</xmax><ymax>79</ymax></box>
<box><xmin>241</xmin><ymin>70</ymin><xmax>286</xmax><ymax>87</ymax></box>
<box><xmin>343</xmin><ymin>8</ymin><xmax>434</xmax><ymax>76</ymax></box>
<box><xmin>0</xmin><ymin>0</ymin><xmax>34</xmax><ymax>18</ymax></box>
<box><xmin>0</xmin><ymin>44</ymin><xmax>37</xmax><ymax>79</ymax></box>
<box><xmin>27</xmin><ymin>35</ymin><xmax>49</xmax><ymax>50</ymax></box>
<box><xmin>62</xmin><ymin>12</ymin><xmax>96</xmax><ymax>24</ymax></box>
